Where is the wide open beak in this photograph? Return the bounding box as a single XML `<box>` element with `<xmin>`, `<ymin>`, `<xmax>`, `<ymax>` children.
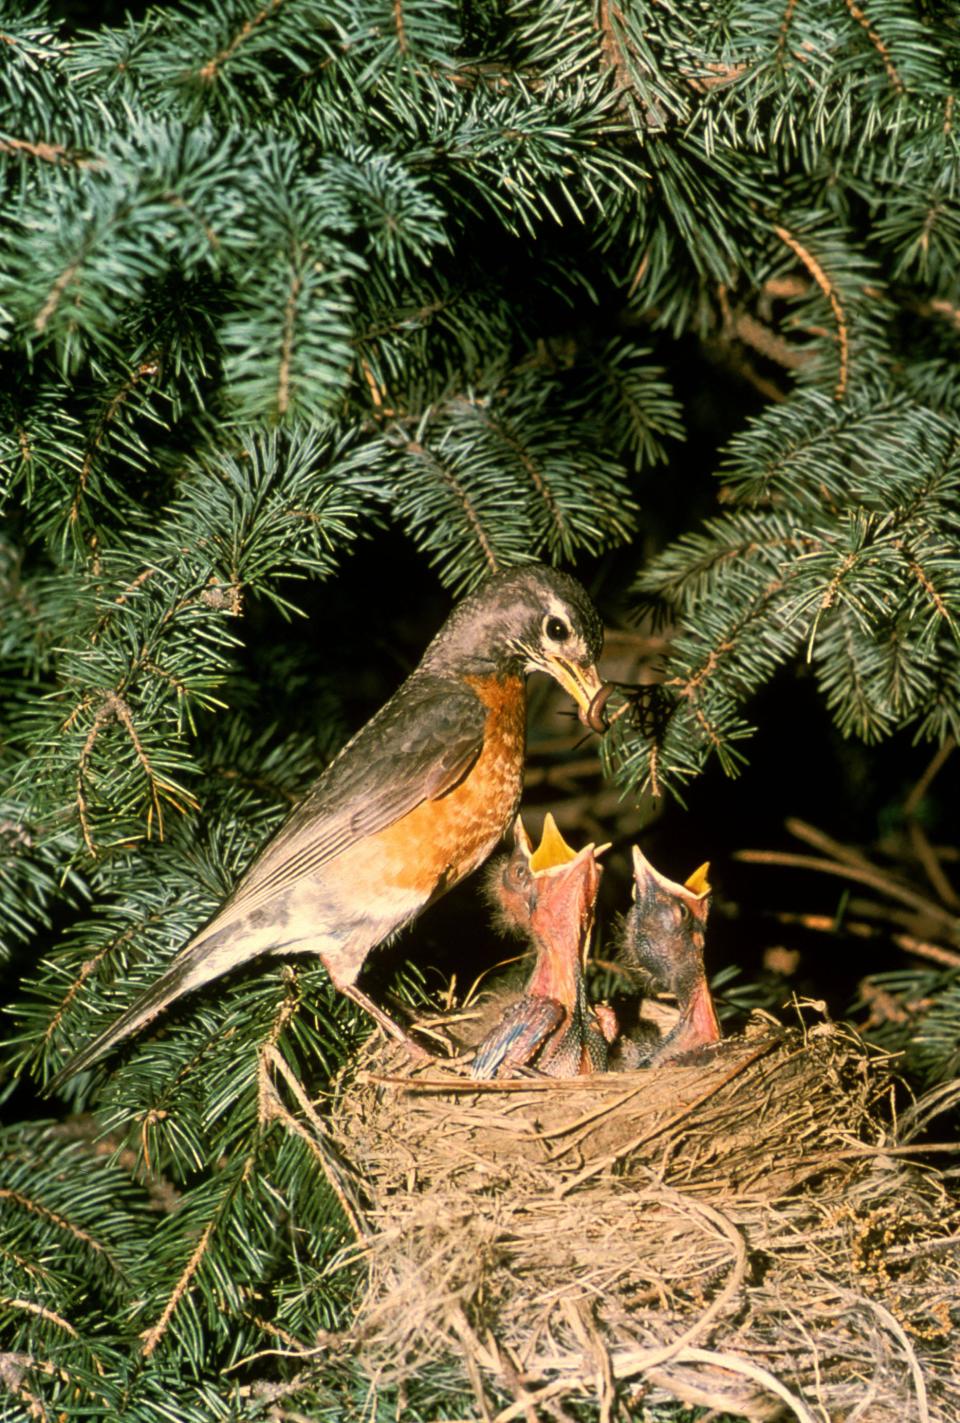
<box><xmin>529</xmin><ymin>812</ymin><xmax>577</xmax><ymax>872</ymax></box>
<box><xmin>540</xmin><ymin>654</ymin><xmax>607</xmax><ymax>730</ymax></box>
<box><xmin>630</xmin><ymin>845</ymin><xmax>712</xmax><ymax>910</ymax></box>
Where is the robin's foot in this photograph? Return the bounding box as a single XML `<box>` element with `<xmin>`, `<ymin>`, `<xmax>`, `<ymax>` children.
<box><xmin>342</xmin><ymin>983</ymin><xmax>434</xmax><ymax>1062</ymax></box>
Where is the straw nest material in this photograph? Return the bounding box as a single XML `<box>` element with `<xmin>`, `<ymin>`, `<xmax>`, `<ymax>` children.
<box><xmin>325</xmin><ymin>1009</ymin><xmax>960</xmax><ymax>1422</ymax></box>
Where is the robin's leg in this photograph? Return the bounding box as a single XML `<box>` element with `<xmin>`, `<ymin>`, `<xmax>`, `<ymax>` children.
<box><xmin>340</xmin><ymin>982</ymin><xmax>433</xmax><ymax>1062</ymax></box>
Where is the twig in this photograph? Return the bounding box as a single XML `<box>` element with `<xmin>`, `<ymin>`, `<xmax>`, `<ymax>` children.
<box><xmin>258</xmin><ymin>1044</ymin><xmax>368</xmax><ymax>1242</ymax></box>
<box><xmin>903</xmin><ymin>736</ymin><xmax>955</xmax><ymax>816</ymax></box>
<box><xmin>832</xmin><ymin>1142</ymin><xmax>960</xmax><ymax>1158</ymax></box>
<box><xmin>365</xmin><ymin>1069</ymin><xmax>656</xmax><ymax>1094</ymax></box>
<box><xmin>395</xmin><ymin>435</ymin><xmax>499</xmax><ymax>573</ymax></box>
<box><xmin>0</xmin><ymin>136</ymin><xmax>94</xmax><ymax>166</ymax></box>
<box><xmin>198</xmin><ymin>0</ymin><xmax>286</xmax><ymax>82</ymax></box>
<box><xmin>771</xmin><ymin>910</ymin><xmax>960</xmax><ymax>969</ymax></box>
<box><xmin>734</xmin><ymin>849</ymin><xmax>960</xmax><ymax>938</ymax></box>
<box><xmin>776</xmin><ymin>0</ymin><xmax>799</xmax><ymax>65</ymax></box>
<box><xmin>276</xmin><ymin>264</ymin><xmax>302</xmax><ymax>416</ymax></box>
<box><xmin>891</xmin><ymin>932</ymin><xmax>960</xmax><ymax>968</ymax></box>
<box><xmin>785</xmin><ymin>817</ymin><xmax>878</xmax><ymax>874</ymax></box>
<box><xmin>534</xmin><ymin>1080</ymin><xmax>651</xmax><ymax>1143</ymax></box>
<box><xmin>844</xmin><ymin>1293</ymin><xmax>929</xmax><ymax>1423</ymax></box>
<box><xmin>141</xmin><ymin>1219</ymin><xmax>215</xmax><ymax>1357</ymax></box>
<box><xmin>773</xmin><ymin>225</ymin><xmax>849</xmax><ymax>399</ymax></box>
<box><xmin>0</xmin><ymin>1299</ymin><xmax>77</xmax><ymax>1336</ymax></box>
<box><xmin>907</xmin><ymin>819</ymin><xmax>959</xmax><ymax>910</ymax></box>
<box><xmin>843</xmin><ymin>0</ymin><xmax>905</xmax><ymax>94</ymax></box>
<box><xmin>0</xmin><ymin>1189</ymin><xmax>107</xmax><ymax>1257</ymax></box>
<box><xmin>647</xmin><ymin>1347</ymin><xmax>817</xmax><ymax>1423</ymax></box>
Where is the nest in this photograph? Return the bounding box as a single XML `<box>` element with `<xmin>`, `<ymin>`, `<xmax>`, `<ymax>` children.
<box><xmin>324</xmin><ymin>1010</ymin><xmax>960</xmax><ymax>1421</ymax></box>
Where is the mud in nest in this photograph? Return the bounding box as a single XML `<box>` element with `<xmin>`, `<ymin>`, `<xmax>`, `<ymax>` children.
<box><xmin>324</xmin><ymin>1013</ymin><xmax>960</xmax><ymax>1421</ymax></box>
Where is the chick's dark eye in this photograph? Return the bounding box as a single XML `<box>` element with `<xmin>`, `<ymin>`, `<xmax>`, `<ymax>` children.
<box><xmin>545</xmin><ymin>615</ymin><xmax>570</xmax><ymax>642</ymax></box>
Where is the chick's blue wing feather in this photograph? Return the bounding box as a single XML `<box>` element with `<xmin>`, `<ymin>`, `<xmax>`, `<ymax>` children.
<box><xmin>471</xmin><ymin>995</ymin><xmax>564</xmax><ymax>1079</ymax></box>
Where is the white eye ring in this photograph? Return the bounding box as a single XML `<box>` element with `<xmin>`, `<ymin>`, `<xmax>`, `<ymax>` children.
<box><xmin>543</xmin><ymin>613</ymin><xmax>570</xmax><ymax>642</ymax></box>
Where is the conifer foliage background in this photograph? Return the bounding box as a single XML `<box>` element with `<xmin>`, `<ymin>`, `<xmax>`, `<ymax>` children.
<box><xmin>1</xmin><ymin>0</ymin><xmax>959</xmax><ymax>1418</ymax></box>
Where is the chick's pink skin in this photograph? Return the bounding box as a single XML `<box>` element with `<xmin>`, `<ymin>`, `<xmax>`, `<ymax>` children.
<box><xmin>524</xmin><ymin>847</ymin><xmax>600</xmax><ymax>1001</ymax></box>
<box><xmin>472</xmin><ymin>819</ymin><xmax>612</xmax><ymax>1078</ymax></box>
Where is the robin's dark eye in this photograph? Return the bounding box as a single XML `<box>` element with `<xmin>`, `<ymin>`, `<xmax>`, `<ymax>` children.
<box><xmin>544</xmin><ymin>615</ymin><xmax>570</xmax><ymax>642</ymax></box>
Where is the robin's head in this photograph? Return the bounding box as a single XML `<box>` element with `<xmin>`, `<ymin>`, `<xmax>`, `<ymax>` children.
<box><xmin>425</xmin><ymin>563</ymin><xmax>606</xmax><ymax>727</ymax></box>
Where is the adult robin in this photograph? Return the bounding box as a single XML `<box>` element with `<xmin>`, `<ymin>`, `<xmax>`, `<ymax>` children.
<box><xmin>471</xmin><ymin>814</ymin><xmax>616</xmax><ymax>1079</ymax></box>
<box><xmin>619</xmin><ymin>850</ymin><xmax>721</xmax><ymax>1064</ymax></box>
<box><xmin>47</xmin><ymin>563</ymin><xmax>607</xmax><ymax>1090</ymax></box>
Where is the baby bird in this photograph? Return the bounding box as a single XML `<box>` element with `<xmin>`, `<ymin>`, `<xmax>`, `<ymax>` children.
<box><xmin>619</xmin><ymin>848</ymin><xmax>721</xmax><ymax>1064</ymax></box>
<box><xmin>471</xmin><ymin>814</ymin><xmax>615</xmax><ymax>1079</ymax></box>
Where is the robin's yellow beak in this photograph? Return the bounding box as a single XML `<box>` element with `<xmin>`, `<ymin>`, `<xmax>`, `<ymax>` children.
<box><xmin>541</xmin><ymin>655</ymin><xmax>606</xmax><ymax>729</ymax></box>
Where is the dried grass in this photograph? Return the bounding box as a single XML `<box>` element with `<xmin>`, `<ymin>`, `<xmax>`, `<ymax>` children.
<box><xmin>325</xmin><ymin>1011</ymin><xmax>960</xmax><ymax>1421</ymax></box>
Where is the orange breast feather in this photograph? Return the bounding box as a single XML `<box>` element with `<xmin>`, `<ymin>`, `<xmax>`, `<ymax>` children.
<box><xmin>344</xmin><ymin>674</ymin><xmax>526</xmax><ymax>900</ymax></box>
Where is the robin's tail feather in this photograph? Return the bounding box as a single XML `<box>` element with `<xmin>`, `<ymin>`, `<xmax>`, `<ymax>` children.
<box><xmin>43</xmin><ymin>924</ymin><xmax>246</xmax><ymax>1096</ymax></box>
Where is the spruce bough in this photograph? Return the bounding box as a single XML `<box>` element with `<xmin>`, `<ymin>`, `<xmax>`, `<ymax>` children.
<box><xmin>2</xmin><ymin>1</ymin><xmax>958</xmax><ymax>1417</ymax></box>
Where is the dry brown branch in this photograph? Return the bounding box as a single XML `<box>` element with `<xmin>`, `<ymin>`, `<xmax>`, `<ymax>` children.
<box><xmin>733</xmin><ymin>312</ymin><xmax>809</xmax><ymax>370</ymax></box>
<box><xmin>596</xmin><ymin>0</ymin><xmax>631</xmax><ymax>93</ymax></box>
<box><xmin>70</xmin><ymin>358</ymin><xmax>160</xmax><ymax>527</ymax></box>
<box><xmin>685</xmin><ymin>63</ymin><xmax>747</xmax><ymax>93</ymax></box>
<box><xmin>458</xmin><ymin>400</ymin><xmax>570</xmax><ymax>552</ymax></box>
<box><xmin>839</xmin><ymin>1291</ymin><xmax>929</xmax><ymax>1422</ymax></box>
<box><xmin>890</xmin><ymin>932</ymin><xmax>960</xmax><ymax>969</ymax></box>
<box><xmin>0</xmin><ymin>136</ymin><xmax>93</xmax><ymax>166</ymax></box>
<box><xmin>910</xmin><ymin>296</ymin><xmax>960</xmax><ymax>330</ymax></box>
<box><xmin>772</xmin><ymin>909</ymin><xmax>960</xmax><ymax>969</ymax></box>
<box><xmin>0</xmin><ymin>1299</ymin><xmax>77</xmax><ymax>1337</ymax></box>
<box><xmin>733</xmin><ymin>848</ymin><xmax>960</xmax><ymax>939</ymax></box>
<box><xmin>43</xmin><ymin>918</ymin><xmax>147</xmax><ymax>1046</ymax></box>
<box><xmin>33</xmin><ymin>261</ymin><xmax>81</xmax><ymax>335</ymax></box>
<box><xmin>258</xmin><ymin>1044</ymin><xmax>367</xmax><ymax>1241</ymax></box>
<box><xmin>643</xmin><ymin>1347</ymin><xmax>818</xmax><ymax>1423</ymax></box>
<box><xmin>0</xmin><ymin>1354</ymin><xmax>50</xmax><ymax>1423</ymax></box>
<box><xmin>773</xmin><ymin>225</ymin><xmax>849</xmax><ymax>399</ymax></box>
<box><xmin>898</xmin><ymin>543</ymin><xmax>953</xmax><ymax>624</ymax></box>
<box><xmin>903</xmin><ymin>736</ymin><xmax>955</xmax><ymax>817</ymax></box>
<box><xmin>907</xmin><ymin>819</ymin><xmax>959</xmax><ymax>910</ymax></box>
<box><xmin>392</xmin><ymin>0</ymin><xmax>406</xmax><ymax>53</ymax></box>
<box><xmin>74</xmin><ymin>689</ymin><xmax>199</xmax><ymax>853</ymax></box>
<box><xmin>556</xmin><ymin>1040</ymin><xmax>778</xmax><ymax>1196</ymax></box>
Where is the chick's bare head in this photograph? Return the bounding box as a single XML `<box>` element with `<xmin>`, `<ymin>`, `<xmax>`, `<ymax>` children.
<box><xmin>621</xmin><ymin>848</ymin><xmax>711</xmax><ymax>1000</ymax></box>
<box><xmin>484</xmin><ymin>814</ymin><xmax>601</xmax><ymax>948</ymax></box>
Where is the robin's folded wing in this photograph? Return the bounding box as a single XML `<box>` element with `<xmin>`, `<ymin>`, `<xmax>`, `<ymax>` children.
<box><xmin>203</xmin><ymin>676</ymin><xmax>489</xmax><ymax>927</ymax></box>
